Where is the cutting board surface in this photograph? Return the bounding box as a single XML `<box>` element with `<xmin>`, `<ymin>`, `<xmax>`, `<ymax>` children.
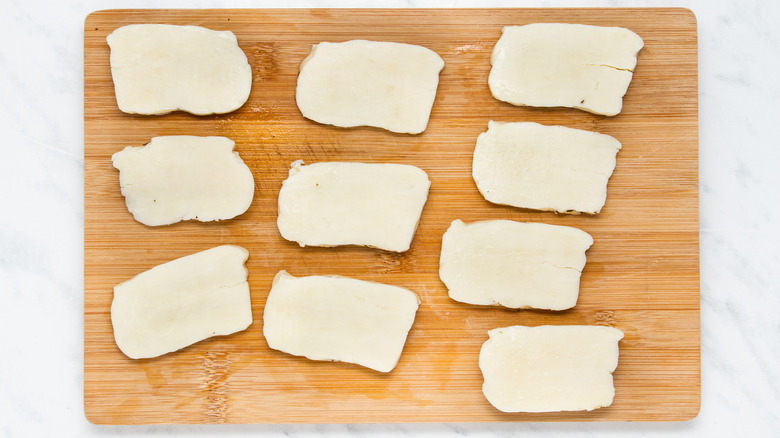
<box><xmin>84</xmin><ymin>8</ymin><xmax>699</xmax><ymax>424</ymax></box>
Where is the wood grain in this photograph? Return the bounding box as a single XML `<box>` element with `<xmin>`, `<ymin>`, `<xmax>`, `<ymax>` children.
<box><xmin>84</xmin><ymin>8</ymin><xmax>699</xmax><ymax>424</ymax></box>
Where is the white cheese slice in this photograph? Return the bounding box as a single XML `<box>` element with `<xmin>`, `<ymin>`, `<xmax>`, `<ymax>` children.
<box><xmin>112</xmin><ymin>136</ymin><xmax>255</xmax><ymax>226</ymax></box>
<box><xmin>480</xmin><ymin>325</ymin><xmax>624</xmax><ymax>412</ymax></box>
<box><xmin>107</xmin><ymin>24</ymin><xmax>252</xmax><ymax>115</ymax></box>
<box><xmin>263</xmin><ymin>270</ymin><xmax>420</xmax><ymax>372</ymax></box>
<box><xmin>472</xmin><ymin>121</ymin><xmax>622</xmax><ymax>214</ymax></box>
<box><xmin>111</xmin><ymin>245</ymin><xmax>252</xmax><ymax>359</ymax></box>
<box><xmin>295</xmin><ymin>40</ymin><xmax>445</xmax><ymax>134</ymax></box>
<box><xmin>277</xmin><ymin>161</ymin><xmax>430</xmax><ymax>252</ymax></box>
<box><xmin>488</xmin><ymin>23</ymin><xmax>644</xmax><ymax>116</ymax></box>
<box><xmin>439</xmin><ymin>219</ymin><xmax>592</xmax><ymax>310</ymax></box>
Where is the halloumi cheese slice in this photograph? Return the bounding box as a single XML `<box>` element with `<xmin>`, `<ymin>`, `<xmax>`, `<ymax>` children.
<box><xmin>111</xmin><ymin>245</ymin><xmax>252</xmax><ymax>359</ymax></box>
<box><xmin>488</xmin><ymin>23</ymin><xmax>643</xmax><ymax>116</ymax></box>
<box><xmin>107</xmin><ymin>24</ymin><xmax>252</xmax><ymax>115</ymax></box>
<box><xmin>263</xmin><ymin>270</ymin><xmax>420</xmax><ymax>372</ymax></box>
<box><xmin>295</xmin><ymin>40</ymin><xmax>445</xmax><ymax>134</ymax></box>
<box><xmin>479</xmin><ymin>325</ymin><xmax>624</xmax><ymax>412</ymax></box>
<box><xmin>112</xmin><ymin>136</ymin><xmax>255</xmax><ymax>226</ymax></box>
<box><xmin>439</xmin><ymin>220</ymin><xmax>593</xmax><ymax>310</ymax></box>
<box><xmin>277</xmin><ymin>161</ymin><xmax>430</xmax><ymax>252</ymax></box>
<box><xmin>472</xmin><ymin>121</ymin><xmax>622</xmax><ymax>214</ymax></box>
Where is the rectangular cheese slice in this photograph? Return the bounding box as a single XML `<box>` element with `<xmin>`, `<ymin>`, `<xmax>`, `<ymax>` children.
<box><xmin>295</xmin><ymin>40</ymin><xmax>444</xmax><ymax>134</ymax></box>
<box><xmin>111</xmin><ymin>136</ymin><xmax>255</xmax><ymax>226</ymax></box>
<box><xmin>263</xmin><ymin>271</ymin><xmax>420</xmax><ymax>373</ymax></box>
<box><xmin>479</xmin><ymin>325</ymin><xmax>624</xmax><ymax>412</ymax></box>
<box><xmin>439</xmin><ymin>219</ymin><xmax>593</xmax><ymax>310</ymax></box>
<box><xmin>111</xmin><ymin>245</ymin><xmax>252</xmax><ymax>359</ymax></box>
<box><xmin>107</xmin><ymin>24</ymin><xmax>252</xmax><ymax>115</ymax></box>
<box><xmin>472</xmin><ymin>121</ymin><xmax>622</xmax><ymax>214</ymax></box>
<box><xmin>277</xmin><ymin>161</ymin><xmax>430</xmax><ymax>252</ymax></box>
<box><xmin>489</xmin><ymin>23</ymin><xmax>643</xmax><ymax>116</ymax></box>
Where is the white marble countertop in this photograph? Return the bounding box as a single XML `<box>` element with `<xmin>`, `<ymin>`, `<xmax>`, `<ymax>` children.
<box><xmin>2</xmin><ymin>0</ymin><xmax>779</xmax><ymax>436</ymax></box>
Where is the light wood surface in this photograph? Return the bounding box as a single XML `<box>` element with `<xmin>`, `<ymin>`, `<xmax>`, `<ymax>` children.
<box><xmin>84</xmin><ymin>8</ymin><xmax>699</xmax><ymax>424</ymax></box>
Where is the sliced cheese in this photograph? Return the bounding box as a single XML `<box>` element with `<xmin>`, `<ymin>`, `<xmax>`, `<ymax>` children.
<box><xmin>295</xmin><ymin>40</ymin><xmax>445</xmax><ymax>134</ymax></box>
<box><xmin>479</xmin><ymin>325</ymin><xmax>624</xmax><ymax>413</ymax></box>
<box><xmin>472</xmin><ymin>121</ymin><xmax>622</xmax><ymax>214</ymax></box>
<box><xmin>263</xmin><ymin>270</ymin><xmax>420</xmax><ymax>372</ymax></box>
<box><xmin>107</xmin><ymin>24</ymin><xmax>252</xmax><ymax>115</ymax></box>
<box><xmin>439</xmin><ymin>219</ymin><xmax>592</xmax><ymax>310</ymax></box>
<box><xmin>489</xmin><ymin>23</ymin><xmax>644</xmax><ymax>116</ymax></box>
<box><xmin>111</xmin><ymin>245</ymin><xmax>252</xmax><ymax>359</ymax></box>
<box><xmin>277</xmin><ymin>161</ymin><xmax>430</xmax><ymax>252</ymax></box>
<box><xmin>112</xmin><ymin>136</ymin><xmax>255</xmax><ymax>227</ymax></box>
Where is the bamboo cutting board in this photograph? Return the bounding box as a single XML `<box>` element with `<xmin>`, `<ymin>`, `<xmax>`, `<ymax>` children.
<box><xmin>84</xmin><ymin>8</ymin><xmax>699</xmax><ymax>424</ymax></box>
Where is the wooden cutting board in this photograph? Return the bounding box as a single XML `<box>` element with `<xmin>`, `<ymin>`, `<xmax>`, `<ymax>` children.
<box><xmin>84</xmin><ymin>8</ymin><xmax>699</xmax><ymax>424</ymax></box>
